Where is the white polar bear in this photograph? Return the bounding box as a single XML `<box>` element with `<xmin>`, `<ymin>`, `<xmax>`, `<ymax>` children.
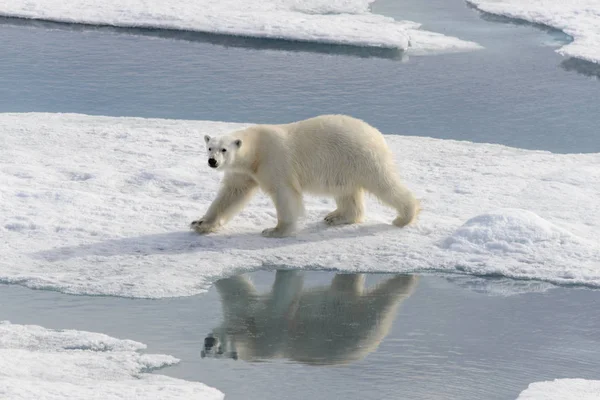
<box><xmin>201</xmin><ymin>271</ymin><xmax>418</xmax><ymax>365</ymax></box>
<box><xmin>191</xmin><ymin>114</ymin><xmax>419</xmax><ymax>237</ymax></box>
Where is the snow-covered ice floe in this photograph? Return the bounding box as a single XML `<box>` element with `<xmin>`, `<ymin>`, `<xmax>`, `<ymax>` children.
<box><xmin>516</xmin><ymin>378</ymin><xmax>600</xmax><ymax>400</ymax></box>
<box><xmin>467</xmin><ymin>0</ymin><xmax>600</xmax><ymax>64</ymax></box>
<box><xmin>1</xmin><ymin>113</ymin><xmax>599</xmax><ymax>298</ymax></box>
<box><xmin>0</xmin><ymin>0</ymin><xmax>482</xmax><ymax>55</ymax></box>
<box><xmin>0</xmin><ymin>321</ymin><xmax>224</xmax><ymax>400</ymax></box>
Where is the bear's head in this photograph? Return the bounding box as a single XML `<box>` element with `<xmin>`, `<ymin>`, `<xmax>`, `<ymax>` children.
<box><xmin>200</xmin><ymin>332</ymin><xmax>239</xmax><ymax>360</ymax></box>
<box><xmin>203</xmin><ymin>135</ymin><xmax>242</xmax><ymax>170</ymax></box>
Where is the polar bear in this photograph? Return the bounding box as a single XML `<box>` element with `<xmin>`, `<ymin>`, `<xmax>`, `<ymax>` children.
<box><xmin>191</xmin><ymin>114</ymin><xmax>419</xmax><ymax>237</ymax></box>
<box><xmin>201</xmin><ymin>271</ymin><xmax>418</xmax><ymax>365</ymax></box>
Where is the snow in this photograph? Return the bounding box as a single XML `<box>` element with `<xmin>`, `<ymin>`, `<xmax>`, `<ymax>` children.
<box><xmin>0</xmin><ymin>0</ymin><xmax>482</xmax><ymax>55</ymax></box>
<box><xmin>0</xmin><ymin>321</ymin><xmax>145</xmax><ymax>352</ymax></box>
<box><xmin>1</xmin><ymin>112</ymin><xmax>599</xmax><ymax>298</ymax></box>
<box><xmin>442</xmin><ymin>209</ymin><xmax>581</xmax><ymax>255</ymax></box>
<box><xmin>0</xmin><ymin>321</ymin><xmax>224</xmax><ymax>400</ymax></box>
<box><xmin>516</xmin><ymin>378</ymin><xmax>600</xmax><ymax>400</ymax></box>
<box><xmin>467</xmin><ymin>0</ymin><xmax>600</xmax><ymax>64</ymax></box>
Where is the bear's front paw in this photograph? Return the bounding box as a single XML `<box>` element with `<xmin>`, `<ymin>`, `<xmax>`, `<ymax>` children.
<box><xmin>190</xmin><ymin>219</ymin><xmax>218</xmax><ymax>234</ymax></box>
<box><xmin>324</xmin><ymin>211</ymin><xmax>348</xmax><ymax>226</ymax></box>
<box><xmin>261</xmin><ymin>227</ymin><xmax>293</xmax><ymax>238</ymax></box>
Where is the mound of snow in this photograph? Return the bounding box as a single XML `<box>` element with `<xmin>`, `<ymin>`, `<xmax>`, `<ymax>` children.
<box><xmin>1</xmin><ymin>113</ymin><xmax>599</xmax><ymax>298</ymax></box>
<box><xmin>467</xmin><ymin>0</ymin><xmax>600</xmax><ymax>64</ymax></box>
<box><xmin>0</xmin><ymin>321</ymin><xmax>224</xmax><ymax>400</ymax></box>
<box><xmin>442</xmin><ymin>208</ymin><xmax>578</xmax><ymax>254</ymax></box>
<box><xmin>440</xmin><ymin>208</ymin><xmax>600</xmax><ymax>286</ymax></box>
<box><xmin>516</xmin><ymin>378</ymin><xmax>600</xmax><ymax>400</ymax></box>
<box><xmin>0</xmin><ymin>0</ymin><xmax>482</xmax><ymax>54</ymax></box>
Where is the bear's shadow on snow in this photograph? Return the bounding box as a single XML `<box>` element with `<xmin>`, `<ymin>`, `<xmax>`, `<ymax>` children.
<box><xmin>31</xmin><ymin>222</ymin><xmax>398</xmax><ymax>261</ymax></box>
<box><xmin>0</xmin><ymin>16</ymin><xmax>406</xmax><ymax>60</ymax></box>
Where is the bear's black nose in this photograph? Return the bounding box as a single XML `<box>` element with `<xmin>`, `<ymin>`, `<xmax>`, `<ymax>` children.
<box><xmin>204</xmin><ymin>336</ymin><xmax>216</xmax><ymax>349</ymax></box>
<box><xmin>208</xmin><ymin>158</ymin><xmax>217</xmax><ymax>168</ymax></box>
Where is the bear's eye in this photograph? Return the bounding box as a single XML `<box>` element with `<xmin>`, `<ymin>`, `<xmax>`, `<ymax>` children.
<box><xmin>221</xmin><ymin>148</ymin><xmax>227</xmax><ymax>153</ymax></box>
<box><xmin>208</xmin><ymin>147</ymin><xmax>212</xmax><ymax>151</ymax></box>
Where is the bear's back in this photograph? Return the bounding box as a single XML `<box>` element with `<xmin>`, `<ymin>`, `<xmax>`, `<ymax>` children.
<box><xmin>281</xmin><ymin>115</ymin><xmax>395</xmax><ymax>193</ymax></box>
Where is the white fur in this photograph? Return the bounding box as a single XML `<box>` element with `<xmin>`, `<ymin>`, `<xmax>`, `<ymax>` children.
<box><xmin>191</xmin><ymin>114</ymin><xmax>420</xmax><ymax>237</ymax></box>
<box><xmin>201</xmin><ymin>271</ymin><xmax>418</xmax><ymax>364</ymax></box>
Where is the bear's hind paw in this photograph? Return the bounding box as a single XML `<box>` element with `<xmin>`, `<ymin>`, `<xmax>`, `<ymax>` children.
<box><xmin>261</xmin><ymin>227</ymin><xmax>293</xmax><ymax>238</ymax></box>
<box><xmin>324</xmin><ymin>212</ymin><xmax>358</xmax><ymax>226</ymax></box>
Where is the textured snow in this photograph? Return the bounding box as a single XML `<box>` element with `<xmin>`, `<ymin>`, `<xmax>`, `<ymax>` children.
<box><xmin>0</xmin><ymin>321</ymin><xmax>145</xmax><ymax>352</ymax></box>
<box><xmin>0</xmin><ymin>0</ymin><xmax>482</xmax><ymax>54</ymax></box>
<box><xmin>0</xmin><ymin>321</ymin><xmax>224</xmax><ymax>400</ymax></box>
<box><xmin>1</xmin><ymin>112</ymin><xmax>599</xmax><ymax>298</ymax></box>
<box><xmin>467</xmin><ymin>0</ymin><xmax>600</xmax><ymax>64</ymax></box>
<box><xmin>517</xmin><ymin>378</ymin><xmax>600</xmax><ymax>400</ymax></box>
<box><xmin>442</xmin><ymin>209</ymin><xmax>580</xmax><ymax>255</ymax></box>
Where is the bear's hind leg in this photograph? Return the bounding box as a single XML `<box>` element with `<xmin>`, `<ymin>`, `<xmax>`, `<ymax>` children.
<box><xmin>262</xmin><ymin>185</ymin><xmax>304</xmax><ymax>238</ymax></box>
<box><xmin>324</xmin><ymin>190</ymin><xmax>365</xmax><ymax>226</ymax></box>
<box><xmin>363</xmin><ymin>171</ymin><xmax>419</xmax><ymax>228</ymax></box>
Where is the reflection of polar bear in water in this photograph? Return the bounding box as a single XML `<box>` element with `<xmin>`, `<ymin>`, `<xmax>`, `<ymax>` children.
<box><xmin>202</xmin><ymin>271</ymin><xmax>418</xmax><ymax>365</ymax></box>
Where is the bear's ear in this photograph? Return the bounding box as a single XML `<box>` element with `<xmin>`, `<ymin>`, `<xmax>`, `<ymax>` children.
<box><xmin>204</xmin><ymin>135</ymin><xmax>211</xmax><ymax>144</ymax></box>
<box><xmin>234</xmin><ymin>139</ymin><xmax>242</xmax><ymax>148</ymax></box>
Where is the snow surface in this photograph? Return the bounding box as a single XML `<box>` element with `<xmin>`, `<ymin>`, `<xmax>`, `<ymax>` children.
<box><xmin>0</xmin><ymin>321</ymin><xmax>224</xmax><ymax>400</ymax></box>
<box><xmin>1</xmin><ymin>113</ymin><xmax>599</xmax><ymax>298</ymax></box>
<box><xmin>0</xmin><ymin>0</ymin><xmax>482</xmax><ymax>54</ymax></box>
<box><xmin>517</xmin><ymin>378</ymin><xmax>600</xmax><ymax>400</ymax></box>
<box><xmin>467</xmin><ymin>0</ymin><xmax>600</xmax><ymax>64</ymax></box>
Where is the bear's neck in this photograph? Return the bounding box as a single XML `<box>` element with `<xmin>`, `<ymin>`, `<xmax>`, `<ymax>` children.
<box><xmin>228</xmin><ymin>142</ymin><xmax>258</xmax><ymax>175</ymax></box>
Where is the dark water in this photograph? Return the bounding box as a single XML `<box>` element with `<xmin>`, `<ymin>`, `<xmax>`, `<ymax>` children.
<box><xmin>2</xmin><ymin>272</ymin><xmax>600</xmax><ymax>400</ymax></box>
<box><xmin>1</xmin><ymin>0</ymin><xmax>599</xmax><ymax>153</ymax></box>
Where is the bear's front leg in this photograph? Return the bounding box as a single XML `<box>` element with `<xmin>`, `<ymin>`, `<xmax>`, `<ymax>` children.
<box><xmin>191</xmin><ymin>172</ymin><xmax>258</xmax><ymax>234</ymax></box>
<box><xmin>190</xmin><ymin>217</ymin><xmax>220</xmax><ymax>234</ymax></box>
<box><xmin>262</xmin><ymin>185</ymin><xmax>303</xmax><ymax>238</ymax></box>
